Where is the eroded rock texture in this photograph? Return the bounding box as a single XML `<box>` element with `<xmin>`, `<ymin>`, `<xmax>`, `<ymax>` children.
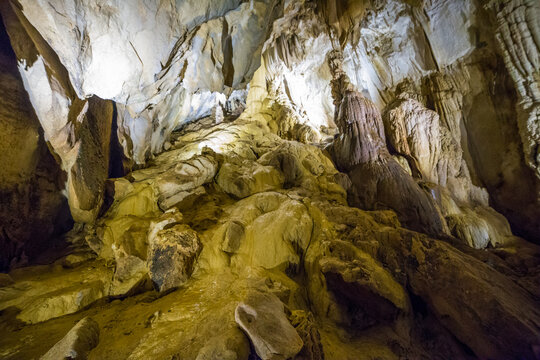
<box><xmin>0</xmin><ymin>2</ymin><xmax>114</xmax><ymax>224</ymax></box>
<box><xmin>1</xmin><ymin>1</ymin><xmax>540</xmax><ymax>360</ymax></box>
<box><xmin>0</xmin><ymin>15</ymin><xmax>70</xmax><ymax>270</ymax></box>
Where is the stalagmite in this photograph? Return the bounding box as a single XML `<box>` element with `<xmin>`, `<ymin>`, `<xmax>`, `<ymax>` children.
<box><xmin>328</xmin><ymin>50</ymin><xmax>445</xmax><ymax>236</ymax></box>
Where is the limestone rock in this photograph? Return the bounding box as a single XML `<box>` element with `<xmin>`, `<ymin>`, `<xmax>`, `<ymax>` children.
<box><xmin>487</xmin><ymin>0</ymin><xmax>540</xmax><ymax>178</ymax></box>
<box><xmin>147</xmin><ymin>224</ymin><xmax>201</xmax><ymax>292</ymax></box>
<box><xmin>288</xmin><ymin>310</ymin><xmax>324</xmax><ymax>360</ymax></box>
<box><xmin>0</xmin><ymin>273</ymin><xmax>14</xmax><ymax>287</ymax></box>
<box><xmin>62</xmin><ymin>252</ymin><xmax>96</xmax><ymax>269</ymax></box>
<box><xmin>443</xmin><ymin>199</ymin><xmax>514</xmax><ymax>249</ymax></box>
<box><xmin>6</xmin><ymin>0</ymin><xmax>279</xmax><ymax>164</ymax></box>
<box><xmin>1</xmin><ymin>2</ymin><xmax>114</xmax><ymax>223</ymax></box>
<box><xmin>313</xmin><ymin>199</ymin><xmax>540</xmax><ymax>359</ymax></box>
<box><xmin>0</xmin><ymin>13</ymin><xmax>70</xmax><ymax>270</ymax></box>
<box><xmin>235</xmin><ymin>291</ymin><xmax>303</xmax><ymax>360</ymax></box>
<box><xmin>109</xmin><ymin>251</ymin><xmax>150</xmax><ymax>297</ymax></box>
<box><xmin>319</xmin><ymin>240</ymin><xmax>408</xmax><ymax>329</ymax></box>
<box><xmin>260</xmin><ymin>0</ymin><xmax>335</xmax><ymax>136</ymax></box>
<box><xmin>153</xmin><ymin>152</ymin><xmax>218</xmax><ymax>210</ymax></box>
<box><xmin>396</xmin><ymin>234</ymin><xmax>540</xmax><ymax>360</ymax></box>
<box><xmin>206</xmin><ymin>192</ymin><xmax>313</xmax><ymax>272</ymax></box>
<box><xmin>95</xmin><ymin>181</ymin><xmax>160</xmax><ymax>259</ymax></box>
<box><xmin>40</xmin><ymin>317</ymin><xmax>99</xmax><ymax>360</ymax></box>
<box><xmin>0</xmin><ymin>261</ymin><xmax>112</xmax><ymax>324</ymax></box>
<box><xmin>195</xmin><ymin>328</ymin><xmax>251</xmax><ymax>360</ymax></box>
<box><xmin>383</xmin><ymin>97</ymin><xmax>442</xmax><ymax>182</ymax></box>
<box><xmin>382</xmin><ymin>93</ymin><xmax>517</xmax><ymax>248</ymax></box>
<box><xmin>217</xmin><ymin>157</ymin><xmax>284</xmax><ymax>199</ymax></box>
<box><xmin>330</xmin><ymin>84</ymin><xmax>445</xmax><ymax>236</ymax></box>
<box><xmin>257</xmin><ymin>141</ymin><xmax>346</xmax><ymax>202</ymax></box>
<box><xmin>0</xmin><ymin>3</ymin><xmax>539</xmax><ymax>360</ymax></box>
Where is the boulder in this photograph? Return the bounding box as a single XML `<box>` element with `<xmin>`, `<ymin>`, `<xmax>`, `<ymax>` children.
<box><xmin>147</xmin><ymin>224</ymin><xmax>201</xmax><ymax>292</ymax></box>
<box><xmin>209</xmin><ymin>192</ymin><xmax>313</xmax><ymax>272</ymax></box>
<box><xmin>235</xmin><ymin>291</ymin><xmax>303</xmax><ymax>360</ymax></box>
<box><xmin>41</xmin><ymin>317</ymin><xmax>100</xmax><ymax>360</ymax></box>
<box><xmin>154</xmin><ymin>152</ymin><xmax>218</xmax><ymax>211</ymax></box>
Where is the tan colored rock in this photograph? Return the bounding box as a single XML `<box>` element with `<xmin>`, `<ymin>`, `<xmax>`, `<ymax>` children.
<box><xmin>313</xmin><ymin>199</ymin><xmax>540</xmax><ymax>359</ymax></box>
<box><xmin>383</xmin><ymin>96</ymin><xmax>442</xmax><ymax>182</ymax></box>
<box><xmin>394</xmin><ymin>233</ymin><xmax>540</xmax><ymax>360</ymax></box>
<box><xmin>95</xmin><ymin>181</ymin><xmax>160</xmax><ymax>259</ymax></box>
<box><xmin>0</xmin><ymin>261</ymin><xmax>112</xmax><ymax>324</ymax></box>
<box><xmin>320</xmin><ymin>240</ymin><xmax>409</xmax><ymax>317</ymax></box>
<box><xmin>0</xmin><ymin>2</ymin><xmax>114</xmax><ymax>223</ymax></box>
<box><xmin>40</xmin><ymin>317</ymin><xmax>99</xmax><ymax>360</ymax></box>
<box><xmin>257</xmin><ymin>141</ymin><xmax>346</xmax><ymax>202</ymax></box>
<box><xmin>109</xmin><ymin>251</ymin><xmax>150</xmax><ymax>297</ymax></box>
<box><xmin>7</xmin><ymin>0</ymin><xmax>279</xmax><ymax>164</ymax></box>
<box><xmin>261</xmin><ymin>0</ymin><xmax>335</xmax><ymax>136</ymax></box>
<box><xmin>0</xmin><ymin>11</ymin><xmax>69</xmax><ymax>270</ymax></box>
<box><xmin>0</xmin><ymin>273</ymin><xmax>14</xmax><ymax>287</ymax></box>
<box><xmin>153</xmin><ymin>152</ymin><xmax>218</xmax><ymax>210</ymax></box>
<box><xmin>487</xmin><ymin>0</ymin><xmax>540</xmax><ymax>178</ymax></box>
<box><xmin>204</xmin><ymin>192</ymin><xmax>313</xmax><ymax>273</ymax></box>
<box><xmin>235</xmin><ymin>291</ymin><xmax>303</xmax><ymax>360</ymax></box>
<box><xmin>217</xmin><ymin>157</ymin><xmax>284</xmax><ymax>199</ymax></box>
<box><xmin>441</xmin><ymin>190</ymin><xmax>514</xmax><ymax>249</ymax></box>
<box><xmin>329</xmin><ymin>78</ymin><xmax>445</xmax><ymax>236</ymax></box>
<box><xmin>195</xmin><ymin>328</ymin><xmax>251</xmax><ymax>360</ymax></box>
<box><xmin>62</xmin><ymin>252</ymin><xmax>96</xmax><ymax>269</ymax></box>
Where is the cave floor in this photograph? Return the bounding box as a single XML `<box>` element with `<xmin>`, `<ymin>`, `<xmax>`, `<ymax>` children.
<box><xmin>1</xmin><ymin>119</ymin><xmax>539</xmax><ymax>360</ymax></box>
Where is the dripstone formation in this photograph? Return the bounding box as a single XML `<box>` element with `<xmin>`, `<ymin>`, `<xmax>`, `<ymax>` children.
<box><xmin>0</xmin><ymin>1</ymin><xmax>539</xmax><ymax>359</ymax></box>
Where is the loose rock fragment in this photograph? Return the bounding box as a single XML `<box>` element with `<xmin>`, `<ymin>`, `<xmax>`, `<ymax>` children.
<box><xmin>147</xmin><ymin>224</ymin><xmax>202</xmax><ymax>292</ymax></box>
<box><xmin>235</xmin><ymin>291</ymin><xmax>303</xmax><ymax>360</ymax></box>
<box><xmin>40</xmin><ymin>317</ymin><xmax>100</xmax><ymax>360</ymax></box>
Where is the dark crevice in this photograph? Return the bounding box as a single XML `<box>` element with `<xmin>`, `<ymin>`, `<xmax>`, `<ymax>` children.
<box><xmin>108</xmin><ymin>103</ymin><xmax>126</xmax><ymax>179</ymax></box>
<box><xmin>0</xmin><ymin>13</ymin><xmax>73</xmax><ymax>271</ymax></box>
<box><xmin>221</xmin><ymin>18</ymin><xmax>235</xmax><ymax>87</ymax></box>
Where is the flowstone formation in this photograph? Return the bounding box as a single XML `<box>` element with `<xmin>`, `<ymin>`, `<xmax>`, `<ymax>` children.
<box><xmin>1</xmin><ymin>117</ymin><xmax>539</xmax><ymax>359</ymax></box>
<box><xmin>1</xmin><ymin>0</ymin><xmax>540</xmax><ymax>359</ymax></box>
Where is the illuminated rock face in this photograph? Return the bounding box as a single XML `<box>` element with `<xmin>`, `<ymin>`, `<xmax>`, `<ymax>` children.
<box><xmin>5</xmin><ymin>0</ymin><xmax>279</xmax><ymax>165</ymax></box>
<box><xmin>0</xmin><ymin>1</ymin><xmax>540</xmax><ymax>360</ymax></box>
<box><xmin>1</xmin><ymin>0</ymin><xmax>537</xmax><ymax>239</ymax></box>
<box><xmin>342</xmin><ymin>0</ymin><xmax>540</xmax><ymax>241</ymax></box>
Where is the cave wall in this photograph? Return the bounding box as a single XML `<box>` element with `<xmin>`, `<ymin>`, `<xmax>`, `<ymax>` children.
<box><xmin>0</xmin><ymin>0</ymin><xmax>538</xmax><ymax>244</ymax></box>
<box><xmin>0</xmin><ymin>16</ymin><xmax>70</xmax><ymax>270</ymax></box>
<box><xmin>8</xmin><ymin>0</ymin><xmax>282</xmax><ymax>164</ymax></box>
<box><xmin>247</xmin><ymin>0</ymin><xmax>540</xmax><ymax>242</ymax></box>
<box><xmin>340</xmin><ymin>0</ymin><xmax>540</xmax><ymax>241</ymax></box>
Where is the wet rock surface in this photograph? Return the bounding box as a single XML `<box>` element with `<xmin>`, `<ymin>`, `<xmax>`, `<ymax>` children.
<box><xmin>0</xmin><ymin>1</ymin><xmax>539</xmax><ymax>359</ymax></box>
<box><xmin>41</xmin><ymin>317</ymin><xmax>100</xmax><ymax>360</ymax></box>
